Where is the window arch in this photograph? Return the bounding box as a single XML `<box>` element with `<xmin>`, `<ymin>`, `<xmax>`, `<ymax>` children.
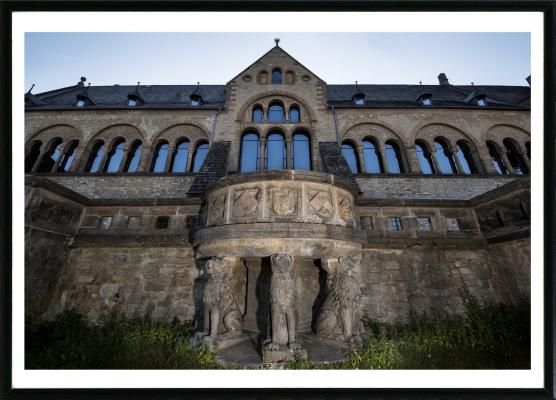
<box><xmin>192</xmin><ymin>141</ymin><xmax>209</xmax><ymax>172</ymax></box>
<box><xmin>288</xmin><ymin>105</ymin><xmax>300</xmax><ymax>123</ymax></box>
<box><xmin>150</xmin><ymin>141</ymin><xmax>169</xmax><ymax>173</ymax></box>
<box><xmin>455</xmin><ymin>141</ymin><xmax>478</xmax><ymax>174</ymax></box>
<box><xmin>487</xmin><ymin>141</ymin><xmax>508</xmax><ymax>175</ymax></box>
<box><xmin>292</xmin><ymin>131</ymin><xmax>311</xmax><ymax>171</ymax></box>
<box><xmin>252</xmin><ymin>104</ymin><xmax>264</xmax><ymax>122</ymax></box>
<box><xmin>25</xmin><ymin>140</ymin><xmax>42</xmax><ymax>173</ymax></box>
<box><xmin>37</xmin><ymin>138</ymin><xmax>63</xmax><ymax>173</ymax></box>
<box><xmin>240</xmin><ymin>132</ymin><xmax>260</xmax><ymax>173</ymax></box>
<box><xmin>271</xmin><ymin>68</ymin><xmax>282</xmax><ymax>84</ymax></box>
<box><xmin>384</xmin><ymin>140</ymin><xmax>405</xmax><ymax>174</ymax></box>
<box><xmin>415</xmin><ymin>141</ymin><xmax>435</xmax><ymax>175</ymax></box>
<box><xmin>104</xmin><ymin>138</ymin><xmax>126</xmax><ymax>173</ymax></box>
<box><xmin>170</xmin><ymin>139</ymin><xmax>190</xmax><ymax>172</ymax></box>
<box><xmin>84</xmin><ymin>141</ymin><xmax>106</xmax><ymax>173</ymax></box>
<box><xmin>267</xmin><ymin>101</ymin><xmax>285</xmax><ymax>122</ymax></box>
<box><xmin>57</xmin><ymin>140</ymin><xmax>79</xmax><ymax>172</ymax></box>
<box><xmin>433</xmin><ymin>138</ymin><xmax>458</xmax><ymax>174</ymax></box>
<box><xmin>341</xmin><ymin>141</ymin><xmax>360</xmax><ymax>174</ymax></box>
<box><xmin>265</xmin><ymin>132</ymin><xmax>286</xmax><ymax>170</ymax></box>
<box><xmin>362</xmin><ymin>138</ymin><xmax>384</xmax><ymax>173</ymax></box>
<box><xmin>503</xmin><ymin>139</ymin><xmax>528</xmax><ymax>174</ymax></box>
<box><xmin>124</xmin><ymin>140</ymin><xmax>142</xmax><ymax>173</ymax></box>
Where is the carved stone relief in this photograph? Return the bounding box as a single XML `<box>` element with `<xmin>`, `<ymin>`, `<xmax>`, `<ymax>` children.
<box><xmin>269</xmin><ymin>187</ymin><xmax>297</xmax><ymax>216</ymax></box>
<box><xmin>208</xmin><ymin>193</ymin><xmax>226</xmax><ymax>225</ymax></box>
<box><xmin>306</xmin><ymin>190</ymin><xmax>333</xmax><ymax>219</ymax></box>
<box><xmin>338</xmin><ymin>194</ymin><xmax>354</xmax><ymax>223</ymax></box>
<box><xmin>232</xmin><ymin>188</ymin><xmax>259</xmax><ymax>217</ymax></box>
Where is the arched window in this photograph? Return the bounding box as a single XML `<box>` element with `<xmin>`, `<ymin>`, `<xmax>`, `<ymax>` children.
<box><xmin>57</xmin><ymin>141</ymin><xmax>79</xmax><ymax>172</ymax></box>
<box><xmin>150</xmin><ymin>141</ymin><xmax>169</xmax><ymax>173</ymax></box>
<box><xmin>268</xmin><ymin>101</ymin><xmax>285</xmax><ymax>122</ymax></box>
<box><xmin>84</xmin><ymin>141</ymin><xmax>105</xmax><ymax>173</ymax></box>
<box><xmin>292</xmin><ymin>132</ymin><xmax>311</xmax><ymax>170</ymax></box>
<box><xmin>487</xmin><ymin>141</ymin><xmax>508</xmax><ymax>174</ymax></box>
<box><xmin>37</xmin><ymin>138</ymin><xmax>63</xmax><ymax>173</ymax></box>
<box><xmin>288</xmin><ymin>106</ymin><xmax>300</xmax><ymax>123</ymax></box>
<box><xmin>271</xmin><ymin>68</ymin><xmax>282</xmax><ymax>84</ymax></box>
<box><xmin>252</xmin><ymin>105</ymin><xmax>264</xmax><ymax>122</ymax></box>
<box><xmin>104</xmin><ymin>139</ymin><xmax>126</xmax><ymax>173</ymax></box>
<box><xmin>170</xmin><ymin>139</ymin><xmax>190</xmax><ymax>172</ymax></box>
<box><xmin>456</xmin><ymin>141</ymin><xmax>478</xmax><ymax>174</ymax></box>
<box><xmin>124</xmin><ymin>141</ymin><xmax>142</xmax><ymax>173</ymax></box>
<box><xmin>434</xmin><ymin>139</ymin><xmax>458</xmax><ymax>174</ymax></box>
<box><xmin>384</xmin><ymin>140</ymin><xmax>405</xmax><ymax>174</ymax></box>
<box><xmin>362</xmin><ymin>138</ymin><xmax>383</xmax><ymax>173</ymax></box>
<box><xmin>525</xmin><ymin>141</ymin><xmax>531</xmax><ymax>160</ymax></box>
<box><xmin>503</xmin><ymin>139</ymin><xmax>528</xmax><ymax>174</ymax></box>
<box><xmin>240</xmin><ymin>132</ymin><xmax>260</xmax><ymax>173</ymax></box>
<box><xmin>25</xmin><ymin>141</ymin><xmax>42</xmax><ymax>173</ymax></box>
<box><xmin>341</xmin><ymin>142</ymin><xmax>360</xmax><ymax>174</ymax></box>
<box><xmin>265</xmin><ymin>132</ymin><xmax>286</xmax><ymax>170</ymax></box>
<box><xmin>192</xmin><ymin>141</ymin><xmax>209</xmax><ymax>172</ymax></box>
<box><xmin>415</xmin><ymin>141</ymin><xmax>435</xmax><ymax>175</ymax></box>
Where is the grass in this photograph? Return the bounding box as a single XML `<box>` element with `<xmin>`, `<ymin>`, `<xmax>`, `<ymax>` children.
<box><xmin>26</xmin><ymin>294</ymin><xmax>530</xmax><ymax>369</ymax></box>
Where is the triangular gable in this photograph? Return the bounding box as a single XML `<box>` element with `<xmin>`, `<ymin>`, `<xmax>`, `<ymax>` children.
<box><xmin>227</xmin><ymin>45</ymin><xmax>324</xmax><ymax>84</ymax></box>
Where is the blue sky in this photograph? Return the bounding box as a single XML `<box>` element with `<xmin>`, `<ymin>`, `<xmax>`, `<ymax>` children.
<box><xmin>25</xmin><ymin>32</ymin><xmax>530</xmax><ymax>93</ymax></box>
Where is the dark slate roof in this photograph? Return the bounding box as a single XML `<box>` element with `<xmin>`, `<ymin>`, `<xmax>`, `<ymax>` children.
<box><xmin>26</xmin><ymin>82</ymin><xmax>530</xmax><ymax>110</ymax></box>
<box><xmin>326</xmin><ymin>84</ymin><xmax>530</xmax><ymax>109</ymax></box>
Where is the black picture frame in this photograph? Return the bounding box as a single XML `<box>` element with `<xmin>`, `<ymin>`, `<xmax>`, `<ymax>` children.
<box><xmin>1</xmin><ymin>1</ymin><xmax>554</xmax><ymax>399</ymax></box>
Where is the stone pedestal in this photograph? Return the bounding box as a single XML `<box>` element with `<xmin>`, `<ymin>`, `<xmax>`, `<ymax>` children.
<box><xmin>262</xmin><ymin>346</ymin><xmax>308</xmax><ymax>364</ymax></box>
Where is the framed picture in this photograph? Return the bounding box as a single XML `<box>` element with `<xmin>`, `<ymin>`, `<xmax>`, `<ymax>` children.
<box><xmin>1</xmin><ymin>2</ymin><xmax>554</xmax><ymax>399</ymax></box>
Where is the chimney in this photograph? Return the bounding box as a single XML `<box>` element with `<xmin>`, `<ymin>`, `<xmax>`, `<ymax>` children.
<box><xmin>78</xmin><ymin>77</ymin><xmax>86</xmax><ymax>86</ymax></box>
<box><xmin>438</xmin><ymin>73</ymin><xmax>449</xmax><ymax>85</ymax></box>
<box><xmin>526</xmin><ymin>75</ymin><xmax>531</xmax><ymax>86</ymax></box>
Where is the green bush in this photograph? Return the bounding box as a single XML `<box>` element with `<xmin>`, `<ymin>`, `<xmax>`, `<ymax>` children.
<box><xmin>25</xmin><ymin>310</ymin><xmax>218</xmax><ymax>369</ymax></box>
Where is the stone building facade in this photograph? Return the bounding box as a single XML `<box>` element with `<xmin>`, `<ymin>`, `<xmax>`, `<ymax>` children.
<box><xmin>24</xmin><ymin>44</ymin><xmax>531</xmax><ymax>350</ymax></box>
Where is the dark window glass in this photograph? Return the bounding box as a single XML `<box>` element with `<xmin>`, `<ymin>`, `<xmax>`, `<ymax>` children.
<box><xmin>268</xmin><ymin>102</ymin><xmax>285</xmax><ymax>122</ymax></box>
<box><xmin>271</xmin><ymin>69</ymin><xmax>282</xmax><ymax>84</ymax></box>
<box><xmin>504</xmin><ymin>139</ymin><xmax>528</xmax><ymax>174</ymax></box>
<box><xmin>127</xmin><ymin>96</ymin><xmax>137</xmax><ymax>106</ymax></box>
<box><xmin>252</xmin><ymin>105</ymin><xmax>264</xmax><ymax>122</ymax></box>
<box><xmin>171</xmin><ymin>140</ymin><xmax>190</xmax><ymax>172</ymax></box>
<box><xmin>57</xmin><ymin>141</ymin><xmax>79</xmax><ymax>172</ymax></box>
<box><xmin>85</xmin><ymin>142</ymin><xmax>106</xmax><ymax>173</ymax></box>
<box><xmin>151</xmin><ymin>142</ymin><xmax>169</xmax><ymax>173</ymax></box>
<box><xmin>124</xmin><ymin>141</ymin><xmax>142</xmax><ymax>173</ymax></box>
<box><xmin>354</xmin><ymin>95</ymin><xmax>365</xmax><ymax>105</ymax></box>
<box><xmin>477</xmin><ymin>97</ymin><xmax>487</xmax><ymax>107</ymax></box>
<box><xmin>487</xmin><ymin>142</ymin><xmax>507</xmax><ymax>174</ymax></box>
<box><xmin>192</xmin><ymin>142</ymin><xmax>209</xmax><ymax>172</ymax></box>
<box><xmin>389</xmin><ymin>217</ymin><xmax>403</xmax><ymax>231</ymax></box>
<box><xmin>434</xmin><ymin>139</ymin><xmax>458</xmax><ymax>174</ymax></box>
<box><xmin>418</xmin><ymin>217</ymin><xmax>432</xmax><ymax>231</ymax></box>
<box><xmin>76</xmin><ymin>98</ymin><xmax>86</xmax><ymax>107</ymax></box>
<box><xmin>155</xmin><ymin>216</ymin><xmax>170</xmax><ymax>229</ymax></box>
<box><xmin>25</xmin><ymin>141</ymin><xmax>42</xmax><ymax>173</ymax></box>
<box><xmin>240</xmin><ymin>132</ymin><xmax>260</xmax><ymax>173</ymax></box>
<box><xmin>104</xmin><ymin>139</ymin><xmax>126</xmax><ymax>173</ymax></box>
<box><xmin>292</xmin><ymin>132</ymin><xmax>311</xmax><ymax>170</ymax></box>
<box><xmin>415</xmin><ymin>142</ymin><xmax>435</xmax><ymax>174</ymax></box>
<box><xmin>190</xmin><ymin>96</ymin><xmax>201</xmax><ymax>106</ymax></box>
<box><xmin>384</xmin><ymin>141</ymin><xmax>404</xmax><ymax>174</ymax></box>
<box><xmin>362</xmin><ymin>138</ymin><xmax>383</xmax><ymax>173</ymax></box>
<box><xmin>456</xmin><ymin>141</ymin><xmax>477</xmax><ymax>174</ymax></box>
<box><xmin>341</xmin><ymin>142</ymin><xmax>360</xmax><ymax>173</ymax></box>
<box><xmin>446</xmin><ymin>218</ymin><xmax>460</xmax><ymax>232</ymax></box>
<box><xmin>525</xmin><ymin>142</ymin><xmax>531</xmax><ymax>160</ymax></box>
<box><xmin>360</xmin><ymin>216</ymin><xmax>373</xmax><ymax>230</ymax></box>
<box><xmin>266</xmin><ymin>132</ymin><xmax>286</xmax><ymax>170</ymax></box>
<box><xmin>37</xmin><ymin>139</ymin><xmax>63</xmax><ymax>172</ymax></box>
<box><xmin>421</xmin><ymin>96</ymin><xmax>432</xmax><ymax>106</ymax></box>
<box><xmin>288</xmin><ymin>106</ymin><xmax>300</xmax><ymax>123</ymax></box>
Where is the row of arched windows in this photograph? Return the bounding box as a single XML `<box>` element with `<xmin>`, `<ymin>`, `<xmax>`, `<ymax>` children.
<box><xmin>252</xmin><ymin>102</ymin><xmax>300</xmax><ymax>123</ymax></box>
<box><xmin>342</xmin><ymin>137</ymin><xmax>530</xmax><ymax>175</ymax></box>
<box><xmin>239</xmin><ymin>130</ymin><xmax>312</xmax><ymax>172</ymax></box>
<box><xmin>25</xmin><ymin>137</ymin><xmax>210</xmax><ymax>174</ymax></box>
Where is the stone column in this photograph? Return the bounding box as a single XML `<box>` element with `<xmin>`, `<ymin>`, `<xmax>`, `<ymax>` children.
<box><xmin>357</xmin><ymin>145</ymin><xmax>366</xmax><ymax>173</ymax></box>
<box><xmin>96</xmin><ymin>146</ymin><xmax>111</xmax><ymax>173</ymax></box>
<box><xmin>186</xmin><ymin>145</ymin><xmax>195</xmax><ymax>172</ymax></box>
<box><xmin>520</xmin><ymin>148</ymin><xmax>531</xmax><ymax>172</ymax></box>
<box><xmin>477</xmin><ymin>145</ymin><xmax>498</xmax><ymax>174</ymax></box>
<box><xmin>451</xmin><ymin>145</ymin><xmax>465</xmax><ymax>174</ymax></box>
<box><xmin>259</xmin><ymin>139</ymin><xmax>266</xmax><ymax>171</ymax></box>
<box><xmin>405</xmin><ymin>144</ymin><xmax>421</xmax><ymax>173</ymax></box>
<box><xmin>70</xmin><ymin>146</ymin><xmax>87</xmax><ymax>172</ymax></box>
<box><xmin>164</xmin><ymin>144</ymin><xmax>174</xmax><ymax>172</ymax></box>
<box><xmin>500</xmin><ymin>150</ymin><xmax>515</xmax><ymax>174</ymax></box>
<box><xmin>429</xmin><ymin>148</ymin><xmax>443</xmax><ymax>175</ymax></box>
<box><xmin>286</xmin><ymin>139</ymin><xmax>293</xmax><ymax>169</ymax></box>
<box><xmin>137</xmin><ymin>145</ymin><xmax>152</xmax><ymax>172</ymax></box>
<box><xmin>380</xmin><ymin>146</ymin><xmax>391</xmax><ymax>173</ymax></box>
<box><xmin>31</xmin><ymin>146</ymin><xmax>48</xmax><ymax>172</ymax></box>
<box><xmin>117</xmin><ymin>146</ymin><xmax>131</xmax><ymax>173</ymax></box>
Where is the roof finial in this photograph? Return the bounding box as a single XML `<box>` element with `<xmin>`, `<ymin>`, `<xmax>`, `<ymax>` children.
<box><xmin>471</xmin><ymin>82</ymin><xmax>474</xmax><ymax>85</ymax></box>
<box><xmin>274</xmin><ymin>38</ymin><xmax>280</xmax><ymax>46</ymax></box>
<box><xmin>27</xmin><ymin>84</ymin><xmax>35</xmax><ymax>94</ymax></box>
<box><xmin>419</xmin><ymin>81</ymin><xmax>422</xmax><ymax>85</ymax></box>
<box><xmin>137</xmin><ymin>81</ymin><xmax>140</xmax><ymax>86</ymax></box>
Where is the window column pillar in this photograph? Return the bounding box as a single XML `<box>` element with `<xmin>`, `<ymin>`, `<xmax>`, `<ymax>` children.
<box><xmin>429</xmin><ymin>148</ymin><xmax>443</xmax><ymax>175</ymax></box>
<box><xmin>259</xmin><ymin>139</ymin><xmax>266</xmax><ymax>171</ymax></box>
<box><xmin>137</xmin><ymin>145</ymin><xmax>152</xmax><ymax>172</ymax></box>
<box><xmin>70</xmin><ymin>146</ymin><xmax>87</xmax><ymax>172</ymax></box>
<box><xmin>31</xmin><ymin>146</ymin><xmax>48</xmax><ymax>172</ymax></box>
<box><xmin>500</xmin><ymin>150</ymin><xmax>515</xmax><ymax>174</ymax></box>
<box><xmin>357</xmin><ymin>145</ymin><xmax>366</xmax><ymax>173</ymax></box>
<box><xmin>286</xmin><ymin>139</ymin><xmax>293</xmax><ymax>169</ymax></box>
<box><xmin>379</xmin><ymin>145</ymin><xmax>391</xmax><ymax>173</ymax></box>
<box><xmin>96</xmin><ymin>146</ymin><xmax>111</xmax><ymax>173</ymax></box>
<box><xmin>50</xmin><ymin>147</ymin><xmax>65</xmax><ymax>173</ymax></box>
<box><xmin>520</xmin><ymin>148</ymin><xmax>531</xmax><ymax>171</ymax></box>
<box><xmin>164</xmin><ymin>144</ymin><xmax>174</xmax><ymax>172</ymax></box>
<box><xmin>451</xmin><ymin>145</ymin><xmax>465</xmax><ymax>174</ymax></box>
<box><xmin>477</xmin><ymin>145</ymin><xmax>498</xmax><ymax>174</ymax></box>
<box><xmin>186</xmin><ymin>145</ymin><xmax>195</xmax><ymax>172</ymax></box>
<box><xmin>405</xmin><ymin>144</ymin><xmax>421</xmax><ymax>173</ymax></box>
<box><xmin>118</xmin><ymin>146</ymin><xmax>131</xmax><ymax>173</ymax></box>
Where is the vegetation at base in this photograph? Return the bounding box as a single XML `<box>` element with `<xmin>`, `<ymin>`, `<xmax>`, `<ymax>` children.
<box><xmin>25</xmin><ymin>311</ymin><xmax>218</xmax><ymax>369</ymax></box>
<box><xmin>288</xmin><ymin>293</ymin><xmax>531</xmax><ymax>369</ymax></box>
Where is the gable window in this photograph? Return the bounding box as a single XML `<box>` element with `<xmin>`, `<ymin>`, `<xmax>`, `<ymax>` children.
<box><xmin>75</xmin><ymin>98</ymin><xmax>86</xmax><ymax>107</ymax></box>
<box><xmin>190</xmin><ymin>94</ymin><xmax>202</xmax><ymax>106</ymax></box>
<box><xmin>388</xmin><ymin>217</ymin><xmax>403</xmax><ymax>231</ymax></box>
<box><xmin>240</xmin><ymin>132</ymin><xmax>260</xmax><ymax>173</ymax></box>
<box><xmin>192</xmin><ymin>141</ymin><xmax>209</xmax><ymax>172</ymax></box>
<box><xmin>123</xmin><ymin>141</ymin><xmax>142</xmax><ymax>173</ymax></box>
<box><xmin>341</xmin><ymin>142</ymin><xmax>360</xmax><ymax>174</ymax></box>
<box><xmin>170</xmin><ymin>139</ymin><xmax>190</xmax><ymax>173</ymax></box>
<box><xmin>268</xmin><ymin>101</ymin><xmax>285</xmax><ymax>122</ymax></box>
<box><xmin>271</xmin><ymin>68</ymin><xmax>282</xmax><ymax>84</ymax></box>
<box><xmin>487</xmin><ymin>141</ymin><xmax>508</xmax><ymax>174</ymax></box>
<box><xmin>384</xmin><ymin>141</ymin><xmax>405</xmax><ymax>173</ymax></box>
<box><xmin>84</xmin><ymin>141</ymin><xmax>106</xmax><ymax>173</ymax></box>
<box><xmin>151</xmin><ymin>141</ymin><xmax>169</xmax><ymax>173</ymax></box>
<box><xmin>419</xmin><ymin>95</ymin><xmax>432</xmax><ymax>106</ymax></box>
<box><xmin>57</xmin><ymin>141</ymin><xmax>79</xmax><ymax>172</ymax></box>
<box><xmin>354</xmin><ymin>94</ymin><xmax>365</xmax><ymax>106</ymax></box>
<box><xmin>127</xmin><ymin>95</ymin><xmax>138</xmax><ymax>107</ymax></box>
<box><xmin>37</xmin><ymin>138</ymin><xmax>63</xmax><ymax>173</ymax></box>
<box><xmin>25</xmin><ymin>141</ymin><xmax>42</xmax><ymax>173</ymax></box>
<box><xmin>415</xmin><ymin>141</ymin><xmax>436</xmax><ymax>175</ymax></box>
<box><xmin>265</xmin><ymin>132</ymin><xmax>286</xmax><ymax>170</ymax></box>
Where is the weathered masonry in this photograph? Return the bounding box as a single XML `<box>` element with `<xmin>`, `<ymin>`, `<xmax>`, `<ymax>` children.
<box><xmin>25</xmin><ymin>43</ymin><xmax>531</xmax><ymax>362</ymax></box>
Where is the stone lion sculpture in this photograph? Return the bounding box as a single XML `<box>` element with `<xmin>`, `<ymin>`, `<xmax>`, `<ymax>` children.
<box><xmin>194</xmin><ymin>257</ymin><xmax>243</xmax><ymax>348</ymax></box>
<box><xmin>266</xmin><ymin>253</ymin><xmax>301</xmax><ymax>352</ymax></box>
<box><xmin>316</xmin><ymin>256</ymin><xmax>363</xmax><ymax>343</ymax></box>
